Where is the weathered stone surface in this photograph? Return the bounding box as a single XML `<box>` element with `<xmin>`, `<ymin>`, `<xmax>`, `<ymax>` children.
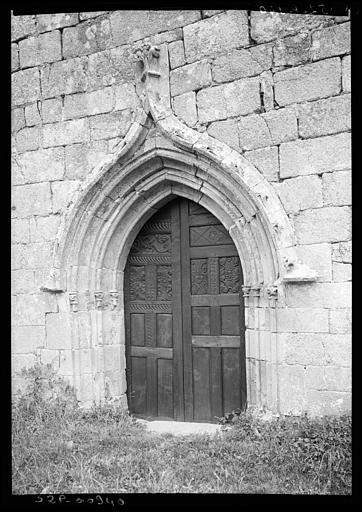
<box><xmin>279</xmin><ymin>133</ymin><xmax>351</xmax><ymax>178</ymax></box>
<box><xmin>238</xmin><ymin>115</ymin><xmax>272</xmax><ymax>151</ymax></box>
<box><xmin>11</xmin><ymin>269</ymin><xmax>34</xmax><ymax>293</ymax></box>
<box><xmin>23</xmin><ymin>241</ymin><xmax>54</xmax><ymax>269</ymax></box>
<box><xmin>12</xmin><ymin>326</ymin><xmax>45</xmax><ymax>353</ymax></box>
<box><xmin>12</xmin><ymin>183</ymin><xmax>52</xmax><ymax>217</ymax></box>
<box><xmin>46</xmin><ymin>313</ymin><xmax>72</xmax><ymax>349</ymax></box>
<box><xmin>295</xmin><ymin>243</ymin><xmax>332</xmax><ymax>282</ymax></box>
<box><xmin>274</xmin><ymin>175</ymin><xmax>323</xmax><ymax>213</ymax></box>
<box><xmin>89</xmin><ymin>110</ymin><xmax>133</xmax><ymax>140</ymax></box>
<box><xmin>298</xmin><ymin>95</ymin><xmax>351</xmax><ymax>139</ymax></box>
<box><xmin>152</xmin><ymin>28</ymin><xmax>183</xmax><ymax>45</ymax></box>
<box><xmin>43</xmin><ymin>118</ymin><xmax>90</xmax><ymax>147</ymax></box>
<box><xmin>19</xmin><ymin>31</ymin><xmax>62</xmax><ymax>68</ymax></box>
<box><xmin>329</xmin><ymin>308</ymin><xmax>351</xmax><ymax>334</ymax></box>
<box><xmin>11</xmin><ymin>43</ymin><xmax>19</xmax><ymax>72</ymax></box>
<box><xmin>212</xmin><ymin>47</ymin><xmax>269</xmax><ymax>83</ymax></box>
<box><xmin>79</xmin><ymin>12</ymin><xmax>107</xmax><ymax>20</ymax></box>
<box><xmin>306</xmin><ymin>366</ymin><xmax>351</xmax><ymax>392</ymax></box>
<box><xmin>273</xmin><ymin>32</ymin><xmax>311</xmax><ymax>67</ymax></box>
<box><xmin>12</xmin><ymin>353</ymin><xmax>37</xmax><ymax>373</ymax></box>
<box><xmin>16</xmin><ymin>126</ymin><xmax>40</xmax><ymax>153</ymax></box>
<box><xmin>306</xmin><ymin>390</ymin><xmax>351</xmax><ymax>416</ymax></box>
<box><xmin>64</xmin><ymin>87</ymin><xmax>113</xmax><ymax>119</ymax></box>
<box><xmin>244</xmin><ymin>146</ymin><xmax>279</xmax><ymax>182</ymax></box>
<box><xmin>342</xmin><ymin>56</ymin><xmax>351</xmax><ymax>92</ymax></box>
<box><xmin>184</xmin><ymin>10</ymin><xmax>249</xmax><ymax>63</ymax></box>
<box><xmin>170</xmin><ymin>60</ymin><xmax>212</xmax><ymax>97</ymax></box>
<box><xmin>281</xmin><ymin>332</ymin><xmax>350</xmax><ymax>366</ymax></box>
<box><xmin>169</xmin><ymin>40</ymin><xmax>186</xmax><ymax>69</ymax></box>
<box><xmin>11</xmin><ymin>14</ymin><xmax>37</xmax><ymax>41</ymax></box>
<box><xmin>59</xmin><ymin>349</ymin><xmax>73</xmax><ymax>376</ymax></box>
<box><xmin>62</xmin><ymin>18</ymin><xmax>113</xmax><ymax>59</ymax></box>
<box><xmin>41</xmin><ymin>57</ymin><xmax>87</xmax><ymax>98</ymax></box>
<box><xmin>25</xmin><ymin>103</ymin><xmax>41</xmax><ymax>126</ymax></box>
<box><xmin>37</xmin><ymin>13</ymin><xmax>78</xmax><ymax>32</ymax></box>
<box><xmin>86</xmin><ymin>46</ymin><xmax>136</xmax><ymax>91</ymax></box>
<box><xmin>207</xmin><ymin>119</ymin><xmax>239</xmax><ymax>150</ymax></box>
<box><xmin>110</xmin><ymin>10</ymin><xmax>201</xmax><ymax>46</ymax></box>
<box><xmin>29</xmin><ymin>215</ymin><xmax>61</xmax><ymax>242</ymax></box>
<box><xmin>322</xmin><ymin>171</ymin><xmax>351</xmax><ymax>206</ymax></box>
<box><xmin>259</xmin><ymin>71</ymin><xmax>274</xmax><ymax>111</ymax></box>
<box><xmin>202</xmin><ymin>10</ymin><xmax>224</xmax><ymax>18</ymax></box>
<box><xmin>295</xmin><ymin>206</ymin><xmax>351</xmax><ymax>244</ymax></box>
<box><xmin>11</xmin><ymin>218</ymin><xmax>30</xmax><ymax>244</ymax></box>
<box><xmin>40</xmin><ymin>349</ymin><xmax>60</xmax><ymax>368</ymax></box>
<box><xmin>332</xmin><ymin>262</ymin><xmax>351</xmax><ymax>282</ymax></box>
<box><xmin>250</xmin><ymin>12</ymin><xmax>337</xmax><ymax>43</ymax></box>
<box><xmin>311</xmin><ymin>22</ymin><xmax>350</xmax><ymax>60</ymax></box>
<box><xmin>51</xmin><ymin>180</ymin><xmax>80</xmax><ymax>213</ymax></box>
<box><xmin>15</xmin><ymin>148</ymin><xmax>65</xmax><ymax>184</ymax></box>
<box><xmin>277</xmin><ymin>308</ymin><xmax>329</xmax><ymax>333</ymax></box>
<box><xmin>332</xmin><ymin>241</ymin><xmax>351</xmax><ymax>263</ymax></box>
<box><xmin>173</xmin><ymin>92</ymin><xmax>198</xmax><ymax>127</ymax></box>
<box><xmin>274</xmin><ymin>58</ymin><xmax>341</xmax><ymax>107</ymax></box>
<box><xmin>113</xmin><ymin>83</ymin><xmax>139</xmax><ymax>111</ymax></box>
<box><xmin>42</xmin><ymin>98</ymin><xmax>63</xmax><ymax>123</ymax></box>
<box><xmin>11</xmin><ymin>108</ymin><xmax>25</xmax><ymax>133</ymax></box>
<box><xmin>65</xmin><ymin>141</ymin><xmax>109</xmax><ymax>180</ymax></box>
<box><xmin>197</xmin><ymin>77</ymin><xmax>260</xmax><ymax>123</ymax></box>
<box><xmin>278</xmin><ymin>365</ymin><xmax>306</xmax><ymax>414</ymax></box>
<box><xmin>262</xmin><ymin>108</ymin><xmax>298</xmax><ymax>144</ymax></box>
<box><xmin>284</xmin><ymin>282</ymin><xmax>351</xmax><ymax>309</ymax></box>
<box><xmin>12</xmin><ymin>292</ymin><xmax>57</xmax><ymax>326</ymax></box>
<box><xmin>12</xmin><ymin>68</ymin><xmax>41</xmax><ymax>106</ymax></box>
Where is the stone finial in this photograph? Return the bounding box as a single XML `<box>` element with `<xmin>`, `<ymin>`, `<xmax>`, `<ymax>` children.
<box><xmin>94</xmin><ymin>291</ymin><xmax>104</xmax><ymax>310</ymax></box>
<box><xmin>109</xmin><ymin>290</ymin><xmax>119</xmax><ymax>309</ymax></box>
<box><xmin>69</xmin><ymin>292</ymin><xmax>79</xmax><ymax>312</ymax></box>
<box><xmin>133</xmin><ymin>41</ymin><xmax>161</xmax><ymax>82</ymax></box>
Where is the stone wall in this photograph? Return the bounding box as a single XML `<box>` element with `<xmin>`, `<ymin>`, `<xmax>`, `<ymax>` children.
<box><xmin>11</xmin><ymin>10</ymin><xmax>351</xmax><ymax>416</ymax></box>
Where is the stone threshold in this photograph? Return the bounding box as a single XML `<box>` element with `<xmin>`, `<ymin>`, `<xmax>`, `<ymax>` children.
<box><xmin>136</xmin><ymin>419</ymin><xmax>224</xmax><ymax>436</ymax></box>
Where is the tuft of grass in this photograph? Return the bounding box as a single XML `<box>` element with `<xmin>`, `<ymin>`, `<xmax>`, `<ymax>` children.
<box><xmin>12</xmin><ymin>364</ymin><xmax>351</xmax><ymax>494</ymax></box>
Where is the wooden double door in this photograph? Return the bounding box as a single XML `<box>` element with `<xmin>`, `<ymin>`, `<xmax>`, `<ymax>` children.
<box><xmin>125</xmin><ymin>198</ymin><xmax>246</xmax><ymax>422</ymax></box>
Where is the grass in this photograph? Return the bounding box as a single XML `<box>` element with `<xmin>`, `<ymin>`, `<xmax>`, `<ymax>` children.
<box><xmin>12</xmin><ymin>363</ymin><xmax>352</xmax><ymax>494</ymax></box>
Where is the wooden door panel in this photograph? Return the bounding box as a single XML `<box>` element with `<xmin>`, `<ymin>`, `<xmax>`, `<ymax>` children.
<box><xmin>125</xmin><ymin>198</ymin><xmax>245</xmax><ymax>422</ymax></box>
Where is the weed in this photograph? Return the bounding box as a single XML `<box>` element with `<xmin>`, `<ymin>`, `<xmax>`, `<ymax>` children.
<box><xmin>12</xmin><ymin>363</ymin><xmax>351</xmax><ymax>495</ymax></box>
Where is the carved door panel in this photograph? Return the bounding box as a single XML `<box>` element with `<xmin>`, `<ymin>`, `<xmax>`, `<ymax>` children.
<box><xmin>125</xmin><ymin>198</ymin><xmax>246</xmax><ymax>422</ymax></box>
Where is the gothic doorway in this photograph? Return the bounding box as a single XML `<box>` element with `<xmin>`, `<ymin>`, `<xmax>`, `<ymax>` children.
<box><xmin>124</xmin><ymin>197</ymin><xmax>246</xmax><ymax>422</ymax></box>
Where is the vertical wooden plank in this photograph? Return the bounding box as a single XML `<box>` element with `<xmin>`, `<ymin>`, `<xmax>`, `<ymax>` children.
<box><xmin>145</xmin><ymin>313</ymin><xmax>156</xmax><ymax>347</ymax></box>
<box><xmin>208</xmin><ymin>257</ymin><xmax>219</xmax><ymax>294</ymax></box>
<box><xmin>156</xmin><ymin>314</ymin><xmax>173</xmax><ymax>347</ymax></box>
<box><xmin>180</xmin><ymin>198</ymin><xmax>194</xmax><ymax>421</ymax></box>
<box><xmin>210</xmin><ymin>305</ymin><xmax>221</xmax><ymax>336</ymax></box>
<box><xmin>192</xmin><ymin>307</ymin><xmax>210</xmax><ymax>335</ymax></box>
<box><xmin>145</xmin><ymin>265</ymin><xmax>157</xmax><ymax>300</ymax></box>
<box><xmin>193</xmin><ymin>348</ymin><xmax>211</xmax><ymax>421</ymax></box>
<box><xmin>124</xmin><ymin>267</ymin><xmax>132</xmax><ymax>409</ymax></box>
<box><xmin>158</xmin><ymin>359</ymin><xmax>174</xmax><ymax>419</ymax></box>
<box><xmin>210</xmin><ymin>348</ymin><xmax>223</xmax><ymax>420</ymax></box>
<box><xmin>130</xmin><ymin>357</ymin><xmax>147</xmax><ymax>415</ymax></box>
<box><xmin>146</xmin><ymin>357</ymin><xmax>158</xmax><ymax>418</ymax></box>
<box><xmin>130</xmin><ymin>313</ymin><xmax>145</xmax><ymax>346</ymax></box>
<box><xmin>171</xmin><ymin>200</ymin><xmax>184</xmax><ymax>421</ymax></box>
<box><xmin>222</xmin><ymin>348</ymin><xmax>241</xmax><ymax>415</ymax></box>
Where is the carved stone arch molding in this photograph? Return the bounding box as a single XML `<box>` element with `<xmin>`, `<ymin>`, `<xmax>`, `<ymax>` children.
<box><xmin>42</xmin><ymin>43</ymin><xmax>316</xmax><ymax>410</ymax></box>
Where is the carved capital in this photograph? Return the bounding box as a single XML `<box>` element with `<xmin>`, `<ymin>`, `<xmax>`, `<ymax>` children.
<box><xmin>109</xmin><ymin>290</ymin><xmax>119</xmax><ymax>310</ymax></box>
<box><xmin>251</xmin><ymin>284</ymin><xmax>262</xmax><ymax>297</ymax></box>
<box><xmin>69</xmin><ymin>292</ymin><xmax>79</xmax><ymax>312</ymax></box>
<box><xmin>94</xmin><ymin>291</ymin><xmax>104</xmax><ymax>310</ymax></box>
<box><xmin>133</xmin><ymin>41</ymin><xmax>161</xmax><ymax>82</ymax></box>
<box><xmin>265</xmin><ymin>285</ymin><xmax>278</xmax><ymax>299</ymax></box>
<box><xmin>242</xmin><ymin>285</ymin><xmax>251</xmax><ymax>298</ymax></box>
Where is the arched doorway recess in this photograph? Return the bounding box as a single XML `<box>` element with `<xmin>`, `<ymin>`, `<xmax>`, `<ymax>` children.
<box><xmin>125</xmin><ymin>197</ymin><xmax>246</xmax><ymax>422</ymax></box>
